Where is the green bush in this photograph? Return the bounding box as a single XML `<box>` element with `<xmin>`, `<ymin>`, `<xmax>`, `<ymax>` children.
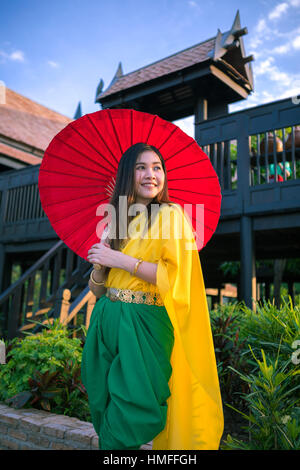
<box><xmin>211</xmin><ymin>302</ymin><xmax>250</xmax><ymax>408</ymax></box>
<box><xmin>211</xmin><ymin>297</ymin><xmax>300</xmax><ymax>449</ymax></box>
<box><xmin>221</xmin><ymin>348</ymin><xmax>300</xmax><ymax>450</ymax></box>
<box><xmin>0</xmin><ymin>320</ymin><xmax>91</xmax><ymax>422</ymax></box>
<box><xmin>239</xmin><ymin>297</ymin><xmax>300</xmax><ymax>370</ymax></box>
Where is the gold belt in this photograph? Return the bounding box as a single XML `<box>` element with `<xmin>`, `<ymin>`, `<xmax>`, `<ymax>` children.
<box><xmin>106</xmin><ymin>287</ymin><xmax>164</xmax><ymax>306</ymax></box>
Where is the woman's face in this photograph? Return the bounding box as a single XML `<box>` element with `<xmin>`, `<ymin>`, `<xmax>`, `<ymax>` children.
<box><xmin>134</xmin><ymin>150</ymin><xmax>165</xmax><ymax>206</ymax></box>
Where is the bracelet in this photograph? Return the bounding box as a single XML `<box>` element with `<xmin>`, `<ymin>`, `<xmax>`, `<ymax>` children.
<box><xmin>90</xmin><ymin>270</ymin><xmax>105</xmax><ymax>286</ymax></box>
<box><xmin>132</xmin><ymin>258</ymin><xmax>143</xmax><ymax>276</ymax></box>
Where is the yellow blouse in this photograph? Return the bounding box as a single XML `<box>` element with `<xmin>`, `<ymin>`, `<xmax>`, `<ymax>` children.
<box><xmin>105</xmin><ymin>203</ymin><xmax>224</xmax><ymax>450</ymax></box>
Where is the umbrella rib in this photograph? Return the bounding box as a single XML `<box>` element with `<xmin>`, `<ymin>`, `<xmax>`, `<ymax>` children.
<box><xmin>70</xmin><ymin>123</ymin><xmax>118</xmax><ymax>173</ymax></box>
<box><xmin>191</xmin><ymin>217</ymin><xmax>214</xmax><ymax>232</ymax></box>
<box><xmin>145</xmin><ymin>115</ymin><xmax>157</xmax><ymax>143</ymax></box>
<box><xmin>39</xmin><ymin>184</ymin><xmax>105</xmax><ymax>189</ymax></box>
<box><xmin>171</xmin><ymin>200</ymin><xmax>215</xmax><ymax>232</ymax></box>
<box><xmin>157</xmin><ymin>127</ymin><xmax>178</xmax><ymax>151</ymax></box>
<box><xmin>77</xmin><ymin>214</ymin><xmax>110</xmax><ymax>251</ymax></box>
<box><xmin>39</xmin><ymin>168</ymin><xmax>107</xmax><ymax>182</ymax></box>
<box><xmin>59</xmin><ymin>210</ymin><xmax>97</xmax><ymax>245</ymax></box>
<box><xmin>75</xmin><ymin>223</ymin><xmax>101</xmax><ymax>254</ymax></box>
<box><xmin>42</xmin><ymin>191</ymin><xmax>107</xmax><ymax>208</ymax></box>
<box><xmin>45</xmin><ymin>151</ymin><xmax>112</xmax><ymax>179</ymax></box>
<box><xmin>168</xmin><ymin>187</ymin><xmax>221</xmax><ymax>198</ymax></box>
<box><xmin>168</xmin><ymin>176</ymin><xmax>218</xmax><ymax>181</ymax></box>
<box><xmin>107</xmin><ymin>109</ymin><xmax>123</xmax><ymax>155</ymax></box>
<box><xmin>169</xmin><ymin>193</ymin><xmax>220</xmax><ymax>214</ymax></box>
<box><xmin>86</xmin><ymin>114</ymin><xmax>119</xmax><ymax>166</ymax></box>
<box><xmin>130</xmin><ymin>109</ymin><xmax>133</xmax><ymax>146</ymax></box>
<box><xmin>164</xmin><ymin>140</ymin><xmax>196</xmax><ymax>162</ymax></box>
<box><xmin>50</xmin><ymin>197</ymin><xmax>108</xmax><ymax>224</ymax></box>
<box><xmin>167</xmin><ymin>157</ymin><xmax>208</xmax><ymax>173</ymax></box>
<box><xmin>54</xmin><ymin>133</ymin><xmax>115</xmax><ymax>176</ymax></box>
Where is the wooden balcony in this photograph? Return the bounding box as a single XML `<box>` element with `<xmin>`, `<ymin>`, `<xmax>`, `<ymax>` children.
<box><xmin>0</xmin><ymin>96</ymin><xmax>299</xmax><ymax>337</ymax></box>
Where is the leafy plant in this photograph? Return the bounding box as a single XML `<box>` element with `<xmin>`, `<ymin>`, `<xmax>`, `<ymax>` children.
<box><xmin>239</xmin><ymin>296</ymin><xmax>300</xmax><ymax>368</ymax></box>
<box><xmin>0</xmin><ymin>319</ymin><xmax>91</xmax><ymax>421</ymax></box>
<box><xmin>211</xmin><ymin>303</ymin><xmax>249</xmax><ymax>407</ymax></box>
<box><xmin>222</xmin><ymin>347</ymin><xmax>300</xmax><ymax>450</ymax></box>
<box><xmin>6</xmin><ymin>369</ymin><xmax>61</xmax><ymax>411</ymax></box>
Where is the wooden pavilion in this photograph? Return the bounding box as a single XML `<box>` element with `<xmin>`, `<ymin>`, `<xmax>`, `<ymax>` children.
<box><xmin>0</xmin><ymin>11</ymin><xmax>299</xmax><ymax>340</ymax></box>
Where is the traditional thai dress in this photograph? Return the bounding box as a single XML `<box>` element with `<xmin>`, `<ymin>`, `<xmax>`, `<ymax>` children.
<box><xmin>81</xmin><ymin>203</ymin><xmax>224</xmax><ymax>450</ymax></box>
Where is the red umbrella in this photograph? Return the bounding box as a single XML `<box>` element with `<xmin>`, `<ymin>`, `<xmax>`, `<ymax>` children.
<box><xmin>38</xmin><ymin>109</ymin><xmax>221</xmax><ymax>260</ymax></box>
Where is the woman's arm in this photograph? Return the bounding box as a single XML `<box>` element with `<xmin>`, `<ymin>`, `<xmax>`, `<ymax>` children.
<box><xmin>117</xmin><ymin>252</ymin><xmax>158</xmax><ymax>285</ymax></box>
<box><xmin>88</xmin><ymin>278</ymin><xmax>104</xmax><ymax>298</ymax></box>
<box><xmin>87</xmin><ymin>243</ymin><xmax>158</xmax><ymax>285</ymax></box>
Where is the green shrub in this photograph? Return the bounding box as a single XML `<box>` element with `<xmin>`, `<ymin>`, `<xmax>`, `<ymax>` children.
<box><xmin>212</xmin><ymin>298</ymin><xmax>300</xmax><ymax>450</ymax></box>
<box><xmin>0</xmin><ymin>320</ymin><xmax>91</xmax><ymax>422</ymax></box>
<box><xmin>211</xmin><ymin>302</ymin><xmax>250</xmax><ymax>408</ymax></box>
<box><xmin>221</xmin><ymin>348</ymin><xmax>300</xmax><ymax>450</ymax></box>
<box><xmin>239</xmin><ymin>296</ymin><xmax>300</xmax><ymax>369</ymax></box>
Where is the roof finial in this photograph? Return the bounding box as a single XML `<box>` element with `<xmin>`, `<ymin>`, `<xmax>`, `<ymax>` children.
<box><xmin>115</xmin><ymin>62</ymin><xmax>123</xmax><ymax>80</ymax></box>
<box><xmin>108</xmin><ymin>62</ymin><xmax>123</xmax><ymax>88</ymax></box>
<box><xmin>73</xmin><ymin>101</ymin><xmax>82</xmax><ymax>119</ymax></box>
<box><xmin>213</xmin><ymin>29</ymin><xmax>227</xmax><ymax>60</ymax></box>
<box><xmin>95</xmin><ymin>78</ymin><xmax>104</xmax><ymax>103</ymax></box>
<box><xmin>231</xmin><ymin>10</ymin><xmax>241</xmax><ymax>34</ymax></box>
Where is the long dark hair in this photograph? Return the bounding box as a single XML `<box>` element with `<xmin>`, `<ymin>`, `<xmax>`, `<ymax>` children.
<box><xmin>107</xmin><ymin>142</ymin><xmax>172</xmax><ymax>251</ymax></box>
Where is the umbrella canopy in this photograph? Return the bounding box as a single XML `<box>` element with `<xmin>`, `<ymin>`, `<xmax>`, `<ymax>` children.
<box><xmin>38</xmin><ymin>109</ymin><xmax>221</xmax><ymax>260</ymax></box>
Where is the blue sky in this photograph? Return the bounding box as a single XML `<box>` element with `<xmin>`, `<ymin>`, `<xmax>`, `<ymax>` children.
<box><xmin>1</xmin><ymin>0</ymin><xmax>300</xmax><ymax>136</ymax></box>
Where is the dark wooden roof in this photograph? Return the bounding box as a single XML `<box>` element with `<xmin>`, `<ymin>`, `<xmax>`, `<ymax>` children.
<box><xmin>99</xmin><ymin>37</ymin><xmax>216</xmax><ymax>99</ymax></box>
<box><xmin>96</xmin><ymin>10</ymin><xmax>254</xmax><ymax>116</ymax></box>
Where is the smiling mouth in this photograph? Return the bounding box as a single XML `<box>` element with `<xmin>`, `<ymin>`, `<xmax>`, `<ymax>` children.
<box><xmin>142</xmin><ymin>183</ymin><xmax>157</xmax><ymax>187</ymax></box>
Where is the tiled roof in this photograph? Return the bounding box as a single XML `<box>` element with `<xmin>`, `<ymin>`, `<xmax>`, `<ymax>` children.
<box><xmin>100</xmin><ymin>37</ymin><xmax>216</xmax><ymax>99</ymax></box>
<box><xmin>0</xmin><ymin>87</ymin><xmax>72</xmax><ymax>152</ymax></box>
<box><xmin>0</xmin><ymin>142</ymin><xmax>42</xmax><ymax>166</ymax></box>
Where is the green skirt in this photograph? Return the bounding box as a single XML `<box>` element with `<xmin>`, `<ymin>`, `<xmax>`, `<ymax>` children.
<box><xmin>81</xmin><ymin>294</ymin><xmax>174</xmax><ymax>450</ymax></box>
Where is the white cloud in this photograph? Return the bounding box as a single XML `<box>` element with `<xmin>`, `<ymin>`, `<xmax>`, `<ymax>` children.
<box><xmin>255</xmin><ymin>57</ymin><xmax>292</xmax><ymax>88</ymax></box>
<box><xmin>272</xmin><ymin>43</ymin><xmax>291</xmax><ymax>54</ymax></box>
<box><xmin>9</xmin><ymin>50</ymin><xmax>25</xmax><ymax>62</ymax></box>
<box><xmin>47</xmin><ymin>60</ymin><xmax>60</xmax><ymax>68</ymax></box>
<box><xmin>268</xmin><ymin>34</ymin><xmax>300</xmax><ymax>54</ymax></box>
<box><xmin>174</xmin><ymin>116</ymin><xmax>194</xmax><ymax>138</ymax></box>
<box><xmin>268</xmin><ymin>2</ymin><xmax>289</xmax><ymax>20</ymax></box>
<box><xmin>0</xmin><ymin>48</ymin><xmax>25</xmax><ymax>63</ymax></box>
<box><xmin>292</xmin><ymin>35</ymin><xmax>300</xmax><ymax>49</ymax></box>
<box><xmin>256</xmin><ymin>18</ymin><xmax>267</xmax><ymax>33</ymax></box>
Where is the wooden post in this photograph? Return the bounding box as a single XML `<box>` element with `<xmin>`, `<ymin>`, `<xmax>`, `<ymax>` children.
<box><xmin>240</xmin><ymin>216</ymin><xmax>256</xmax><ymax>311</ymax></box>
<box><xmin>86</xmin><ymin>293</ymin><xmax>96</xmax><ymax>329</ymax></box>
<box><xmin>59</xmin><ymin>289</ymin><xmax>71</xmax><ymax>325</ymax></box>
<box><xmin>194</xmin><ymin>95</ymin><xmax>208</xmax><ymax>143</ymax></box>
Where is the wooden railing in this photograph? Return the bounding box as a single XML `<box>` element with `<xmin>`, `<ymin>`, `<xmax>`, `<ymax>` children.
<box><xmin>0</xmin><ymin>240</ymin><xmax>91</xmax><ymax>339</ymax></box>
<box><xmin>201</xmin><ymin>127</ymin><xmax>300</xmax><ymax>191</ymax></box>
<box><xmin>0</xmin><ymin>97</ymin><xmax>299</xmax><ymax>244</ymax></box>
<box><xmin>59</xmin><ymin>287</ymin><xmax>96</xmax><ymax>336</ymax></box>
<box><xmin>0</xmin><ymin>96</ymin><xmax>300</xmax><ymax>338</ymax></box>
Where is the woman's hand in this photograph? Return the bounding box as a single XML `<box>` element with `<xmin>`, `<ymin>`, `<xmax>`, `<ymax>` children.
<box><xmin>87</xmin><ymin>242</ymin><xmax>158</xmax><ymax>285</ymax></box>
<box><xmin>87</xmin><ymin>242</ymin><xmax>122</xmax><ymax>269</ymax></box>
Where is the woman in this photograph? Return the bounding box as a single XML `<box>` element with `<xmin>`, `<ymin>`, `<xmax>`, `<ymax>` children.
<box><xmin>81</xmin><ymin>143</ymin><xmax>223</xmax><ymax>450</ymax></box>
